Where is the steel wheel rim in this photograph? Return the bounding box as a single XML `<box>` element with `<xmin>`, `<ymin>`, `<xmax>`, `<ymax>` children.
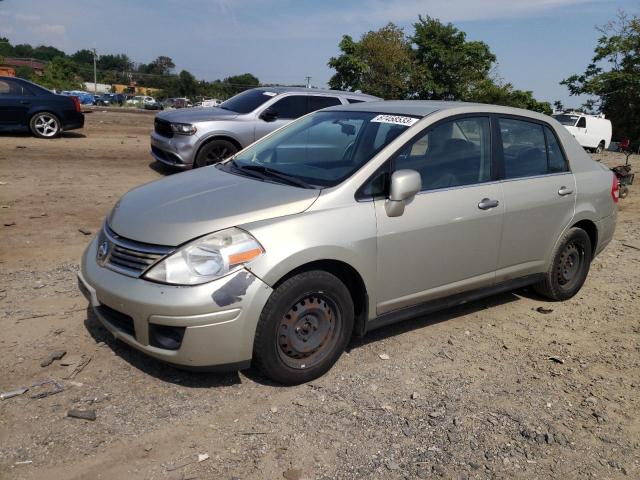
<box><xmin>201</xmin><ymin>145</ymin><xmax>230</xmax><ymax>166</ymax></box>
<box><xmin>34</xmin><ymin>115</ymin><xmax>58</xmax><ymax>137</ymax></box>
<box><xmin>277</xmin><ymin>294</ymin><xmax>341</xmax><ymax>370</ymax></box>
<box><xmin>557</xmin><ymin>241</ymin><xmax>583</xmax><ymax>287</ymax></box>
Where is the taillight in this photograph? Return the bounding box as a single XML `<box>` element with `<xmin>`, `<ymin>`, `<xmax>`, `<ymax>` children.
<box><xmin>71</xmin><ymin>96</ymin><xmax>81</xmax><ymax>113</ymax></box>
<box><xmin>611</xmin><ymin>172</ymin><xmax>619</xmax><ymax>204</ymax></box>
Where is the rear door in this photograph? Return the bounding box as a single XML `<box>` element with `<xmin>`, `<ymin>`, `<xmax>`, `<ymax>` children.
<box><xmin>496</xmin><ymin>117</ymin><xmax>576</xmax><ymax>281</ymax></box>
<box><xmin>0</xmin><ymin>78</ymin><xmax>33</xmax><ymax>128</ymax></box>
<box><xmin>373</xmin><ymin>115</ymin><xmax>504</xmax><ymax>314</ymax></box>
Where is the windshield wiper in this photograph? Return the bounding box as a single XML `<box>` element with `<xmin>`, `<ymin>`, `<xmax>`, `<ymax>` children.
<box><xmin>239</xmin><ymin>164</ymin><xmax>314</xmax><ymax>189</ymax></box>
<box><xmin>218</xmin><ymin>105</ymin><xmax>235</xmax><ymax>112</ymax></box>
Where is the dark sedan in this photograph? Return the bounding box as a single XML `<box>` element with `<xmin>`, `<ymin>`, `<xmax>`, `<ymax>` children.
<box><xmin>0</xmin><ymin>76</ymin><xmax>85</xmax><ymax>138</ymax></box>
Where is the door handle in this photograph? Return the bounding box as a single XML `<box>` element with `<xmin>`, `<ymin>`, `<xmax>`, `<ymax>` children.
<box><xmin>558</xmin><ymin>186</ymin><xmax>573</xmax><ymax>196</ymax></box>
<box><xmin>19</xmin><ymin>100</ymin><xmax>31</xmax><ymax>105</ymax></box>
<box><xmin>478</xmin><ymin>198</ymin><xmax>499</xmax><ymax>210</ymax></box>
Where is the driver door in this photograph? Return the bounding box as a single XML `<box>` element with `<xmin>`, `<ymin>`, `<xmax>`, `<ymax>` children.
<box><xmin>373</xmin><ymin>116</ymin><xmax>504</xmax><ymax>315</ymax></box>
<box><xmin>254</xmin><ymin>95</ymin><xmax>308</xmax><ymax>142</ymax></box>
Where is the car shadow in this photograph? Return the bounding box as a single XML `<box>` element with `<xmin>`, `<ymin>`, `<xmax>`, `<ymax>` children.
<box><xmin>347</xmin><ymin>288</ymin><xmax>527</xmax><ymax>351</ymax></box>
<box><xmin>83</xmin><ymin>308</ymin><xmax>241</xmax><ymax>388</ymax></box>
<box><xmin>60</xmin><ymin>131</ymin><xmax>86</xmax><ymax>139</ymax></box>
<box><xmin>148</xmin><ymin>160</ymin><xmax>181</xmax><ymax>176</ymax></box>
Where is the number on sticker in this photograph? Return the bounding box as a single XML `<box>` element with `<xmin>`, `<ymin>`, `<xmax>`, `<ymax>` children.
<box><xmin>371</xmin><ymin>114</ymin><xmax>419</xmax><ymax>126</ymax></box>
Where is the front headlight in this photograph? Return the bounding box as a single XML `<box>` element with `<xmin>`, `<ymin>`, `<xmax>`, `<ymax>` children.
<box><xmin>143</xmin><ymin>228</ymin><xmax>264</xmax><ymax>285</ymax></box>
<box><xmin>170</xmin><ymin>122</ymin><xmax>197</xmax><ymax>135</ymax></box>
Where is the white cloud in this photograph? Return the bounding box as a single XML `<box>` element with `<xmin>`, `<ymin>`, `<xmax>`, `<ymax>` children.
<box><xmin>15</xmin><ymin>13</ymin><xmax>40</xmax><ymax>22</ymax></box>
<box><xmin>32</xmin><ymin>24</ymin><xmax>66</xmax><ymax>35</ymax></box>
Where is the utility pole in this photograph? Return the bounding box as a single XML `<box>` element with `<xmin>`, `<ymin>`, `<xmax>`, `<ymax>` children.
<box><xmin>92</xmin><ymin>48</ymin><xmax>97</xmax><ymax>95</ymax></box>
<box><xmin>305</xmin><ymin>76</ymin><xmax>311</xmax><ymax>88</ymax></box>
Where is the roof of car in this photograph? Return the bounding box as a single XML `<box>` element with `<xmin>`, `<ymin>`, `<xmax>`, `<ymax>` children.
<box><xmin>257</xmin><ymin>86</ymin><xmax>379</xmax><ymax>100</ymax></box>
<box><xmin>322</xmin><ymin>100</ymin><xmax>552</xmax><ymax>121</ymax></box>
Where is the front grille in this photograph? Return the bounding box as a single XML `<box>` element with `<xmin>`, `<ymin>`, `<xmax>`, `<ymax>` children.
<box><xmin>96</xmin><ymin>304</ymin><xmax>135</xmax><ymax>337</ymax></box>
<box><xmin>99</xmin><ymin>224</ymin><xmax>174</xmax><ymax>278</ymax></box>
<box><xmin>154</xmin><ymin>118</ymin><xmax>173</xmax><ymax>138</ymax></box>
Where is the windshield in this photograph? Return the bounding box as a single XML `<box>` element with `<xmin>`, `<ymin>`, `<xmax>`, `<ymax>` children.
<box><xmin>222</xmin><ymin>111</ymin><xmax>417</xmax><ymax>188</ymax></box>
<box><xmin>219</xmin><ymin>89</ymin><xmax>278</xmax><ymax>114</ymax></box>
<box><xmin>553</xmin><ymin>114</ymin><xmax>579</xmax><ymax>126</ymax></box>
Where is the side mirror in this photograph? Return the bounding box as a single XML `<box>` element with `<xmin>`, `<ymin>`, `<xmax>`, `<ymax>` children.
<box><xmin>260</xmin><ymin>108</ymin><xmax>278</xmax><ymax>122</ymax></box>
<box><xmin>385</xmin><ymin>169</ymin><xmax>421</xmax><ymax>217</ymax></box>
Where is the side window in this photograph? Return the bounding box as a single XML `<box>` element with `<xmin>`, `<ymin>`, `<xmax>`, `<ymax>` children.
<box><xmin>308</xmin><ymin>96</ymin><xmax>341</xmax><ymax>112</ymax></box>
<box><xmin>394</xmin><ymin>117</ymin><xmax>491</xmax><ymax>191</ymax></box>
<box><xmin>499</xmin><ymin>118</ymin><xmax>548</xmax><ymax>179</ymax></box>
<box><xmin>0</xmin><ymin>79</ymin><xmax>29</xmax><ymax>96</ymax></box>
<box><xmin>270</xmin><ymin>95</ymin><xmax>308</xmax><ymax>119</ymax></box>
<box><xmin>545</xmin><ymin>126</ymin><xmax>569</xmax><ymax>173</ymax></box>
<box><xmin>576</xmin><ymin>117</ymin><xmax>586</xmax><ymax>128</ymax></box>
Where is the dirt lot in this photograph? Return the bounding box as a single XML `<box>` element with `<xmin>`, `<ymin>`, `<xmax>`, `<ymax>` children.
<box><xmin>1</xmin><ymin>110</ymin><xmax>638</xmax><ymax>480</ymax></box>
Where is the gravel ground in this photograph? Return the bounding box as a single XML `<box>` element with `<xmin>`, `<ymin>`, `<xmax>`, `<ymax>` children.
<box><xmin>0</xmin><ymin>111</ymin><xmax>638</xmax><ymax>480</ymax></box>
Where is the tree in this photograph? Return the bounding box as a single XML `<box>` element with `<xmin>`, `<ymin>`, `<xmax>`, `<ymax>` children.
<box><xmin>32</xmin><ymin>45</ymin><xmax>65</xmax><ymax>61</ymax></box>
<box><xmin>410</xmin><ymin>16</ymin><xmax>495</xmax><ymax>100</ymax></box>
<box><xmin>328</xmin><ymin>24</ymin><xmax>412</xmax><ymax>99</ymax></box>
<box><xmin>39</xmin><ymin>57</ymin><xmax>83</xmax><ymax>91</ymax></box>
<box><xmin>467</xmin><ymin>79</ymin><xmax>552</xmax><ymax>115</ymax></box>
<box><xmin>561</xmin><ymin>11</ymin><xmax>640</xmax><ymax>142</ymax></box>
<box><xmin>143</xmin><ymin>55</ymin><xmax>175</xmax><ymax>76</ymax></box>
<box><xmin>71</xmin><ymin>49</ymin><xmax>95</xmax><ymax>66</ymax></box>
<box><xmin>222</xmin><ymin>73</ymin><xmax>260</xmax><ymax>95</ymax></box>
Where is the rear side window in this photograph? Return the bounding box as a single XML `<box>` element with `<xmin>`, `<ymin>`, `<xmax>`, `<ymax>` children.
<box><xmin>499</xmin><ymin>118</ymin><xmax>569</xmax><ymax>179</ymax></box>
<box><xmin>576</xmin><ymin>117</ymin><xmax>586</xmax><ymax>128</ymax></box>
<box><xmin>545</xmin><ymin>126</ymin><xmax>569</xmax><ymax>173</ymax></box>
<box><xmin>347</xmin><ymin>98</ymin><xmax>365</xmax><ymax>104</ymax></box>
<box><xmin>0</xmin><ymin>79</ymin><xmax>32</xmax><ymax>96</ymax></box>
<box><xmin>308</xmin><ymin>96</ymin><xmax>341</xmax><ymax>112</ymax></box>
<box><xmin>270</xmin><ymin>95</ymin><xmax>308</xmax><ymax>119</ymax></box>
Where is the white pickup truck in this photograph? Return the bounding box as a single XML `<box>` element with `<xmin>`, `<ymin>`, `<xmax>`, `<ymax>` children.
<box><xmin>553</xmin><ymin>112</ymin><xmax>612</xmax><ymax>153</ymax></box>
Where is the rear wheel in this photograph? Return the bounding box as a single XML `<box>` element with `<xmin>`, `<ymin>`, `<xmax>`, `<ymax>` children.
<box><xmin>533</xmin><ymin>227</ymin><xmax>592</xmax><ymax>301</ymax></box>
<box><xmin>619</xmin><ymin>185</ymin><xmax>629</xmax><ymax>199</ymax></box>
<box><xmin>253</xmin><ymin>271</ymin><xmax>354</xmax><ymax>385</ymax></box>
<box><xmin>30</xmin><ymin>112</ymin><xmax>61</xmax><ymax>139</ymax></box>
<box><xmin>595</xmin><ymin>141</ymin><xmax>605</xmax><ymax>154</ymax></box>
<box><xmin>194</xmin><ymin>139</ymin><xmax>238</xmax><ymax>168</ymax></box>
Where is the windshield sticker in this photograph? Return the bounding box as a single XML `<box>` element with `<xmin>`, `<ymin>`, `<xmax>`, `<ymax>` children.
<box><xmin>262</xmin><ymin>92</ymin><xmax>277</xmax><ymax>97</ymax></box>
<box><xmin>371</xmin><ymin>114</ymin><xmax>419</xmax><ymax>126</ymax></box>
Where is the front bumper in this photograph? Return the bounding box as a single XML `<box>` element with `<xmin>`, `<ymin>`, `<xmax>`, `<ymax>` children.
<box><xmin>150</xmin><ymin>131</ymin><xmax>196</xmax><ymax>168</ymax></box>
<box><xmin>79</xmin><ymin>237</ymin><xmax>273</xmax><ymax>369</ymax></box>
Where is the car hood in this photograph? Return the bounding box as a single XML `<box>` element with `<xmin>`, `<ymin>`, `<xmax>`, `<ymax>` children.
<box><xmin>108</xmin><ymin>167</ymin><xmax>319</xmax><ymax>246</ymax></box>
<box><xmin>157</xmin><ymin>107</ymin><xmax>239</xmax><ymax>123</ymax></box>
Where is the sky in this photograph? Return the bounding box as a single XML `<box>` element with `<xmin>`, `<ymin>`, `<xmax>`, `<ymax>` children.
<box><xmin>1</xmin><ymin>0</ymin><xmax>638</xmax><ymax>105</ymax></box>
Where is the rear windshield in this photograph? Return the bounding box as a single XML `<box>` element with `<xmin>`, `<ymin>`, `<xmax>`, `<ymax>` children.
<box><xmin>219</xmin><ymin>89</ymin><xmax>277</xmax><ymax>114</ymax></box>
<box><xmin>553</xmin><ymin>114</ymin><xmax>579</xmax><ymax>126</ymax></box>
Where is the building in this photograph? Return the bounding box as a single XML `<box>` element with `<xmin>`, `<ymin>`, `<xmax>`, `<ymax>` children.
<box><xmin>1</xmin><ymin>57</ymin><xmax>46</xmax><ymax>76</ymax></box>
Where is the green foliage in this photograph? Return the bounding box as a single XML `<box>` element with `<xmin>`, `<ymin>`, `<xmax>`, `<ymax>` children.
<box><xmin>328</xmin><ymin>15</ymin><xmax>550</xmax><ymax>113</ymax></box>
<box><xmin>561</xmin><ymin>11</ymin><xmax>640</xmax><ymax>142</ymax></box>
<box><xmin>71</xmin><ymin>49</ymin><xmax>95</xmax><ymax>66</ymax></box>
<box><xmin>467</xmin><ymin>79</ymin><xmax>552</xmax><ymax>115</ymax></box>
<box><xmin>39</xmin><ymin>57</ymin><xmax>83</xmax><ymax>91</ymax></box>
<box><xmin>15</xmin><ymin>66</ymin><xmax>36</xmax><ymax>81</ymax></box>
<box><xmin>411</xmin><ymin>16</ymin><xmax>495</xmax><ymax>100</ymax></box>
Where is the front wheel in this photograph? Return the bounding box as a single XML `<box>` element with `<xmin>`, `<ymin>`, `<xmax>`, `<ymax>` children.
<box><xmin>253</xmin><ymin>271</ymin><xmax>354</xmax><ymax>385</ymax></box>
<box><xmin>533</xmin><ymin>227</ymin><xmax>592</xmax><ymax>301</ymax></box>
<box><xmin>30</xmin><ymin>112</ymin><xmax>61</xmax><ymax>139</ymax></box>
<box><xmin>194</xmin><ymin>139</ymin><xmax>238</xmax><ymax>168</ymax></box>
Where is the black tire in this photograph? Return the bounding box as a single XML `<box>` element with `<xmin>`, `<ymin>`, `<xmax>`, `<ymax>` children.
<box><xmin>533</xmin><ymin>227</ymin><xmax>592</xmax><ymax>301</ymax></box>
<box><xmin>194</xmin><ymin>139</ymin><xmax>238</xmax><ymax>168</ymax></box>
<box><xmin>595</xmin><ymin>141</ymin><xmax>605</xmax><ymax>154</ymax></box>
<box><xmin>29</xmin><ymin>112</ymin><xmax>61</xmax><ymax>139</ymax></box>
<box><xmin>253</xmin><ymin>270</ymin><xmax>354</xmax><ymax>385</ymax></box>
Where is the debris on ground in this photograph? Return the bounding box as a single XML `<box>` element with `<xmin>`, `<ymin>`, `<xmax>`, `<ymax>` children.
<box><xmin>40</xmin><ymin>350</ymin><xmax>66</xmax><ymax>367</ymax></box>
<box><xmin>549</xmin><ymin>356</ymin><xmax>565</xmax><ymax>364</ymax></box>
<box><xmin>67</xmin><ymin>409</ymin><xmax>97</xmax><ymax>421</ymax></box>
<box><xmin>30</xmin><ymin>379</ymin><xmax>64</xmax><ymax>399</ymax></box>
<box><xmin>77</xmin><ymin>228</ymin><xmax>92</xmax><ymax>235</ymax></box>
<box><xmin>62</xmin><ymin>354</ymin><xmax>91</xmax><ymax>379</ymax></box>
<box><xmin>535</xmin><ymin>306</ymin><xmax>554</xmax><ymax>314</ymax></box>
<box><xmin>1</xmin><ymin>387</ymin><xmax>29</xmax><ymax>400</ymax></box>
<box><xmin>378</xmin><ymin>353</ymin><xmax>390</xmax><ymax>360</ymax></box>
